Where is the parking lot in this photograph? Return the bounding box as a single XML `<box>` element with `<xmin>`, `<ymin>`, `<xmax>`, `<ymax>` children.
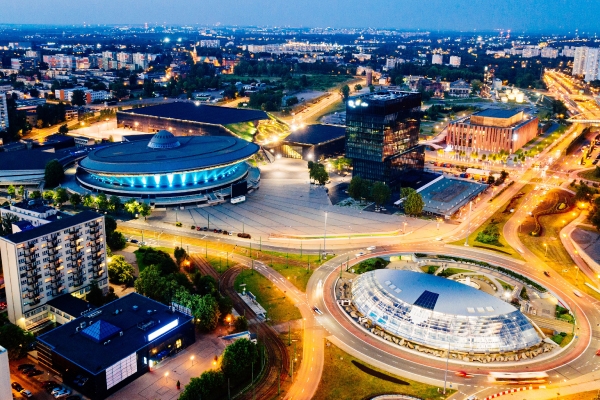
<box><xmin>9</xmin><ymin>360</ymin><xmax>83</xmax><ymax>399</ymax></box>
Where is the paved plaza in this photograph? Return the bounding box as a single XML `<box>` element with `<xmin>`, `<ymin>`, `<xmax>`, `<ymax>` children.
<box><xmin>107</xmin><ymin>333</ymin><xmax>226</xmax><ymax>400</ymax></box>
<box><xmin>153</xmin><ymin>158</ymin><xmax>446</xmax><ymax>238</ymax></box>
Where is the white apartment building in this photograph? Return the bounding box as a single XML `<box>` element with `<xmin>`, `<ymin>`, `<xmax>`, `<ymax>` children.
<box><xmin>0</xmin><ymin>211</ymin><xmax>108</xmax><ymax>330</ymax></box>
<box><xmin>199</xmin><ymin>40</ymin><xmax>220</xmax><ymax>48</ymax></box>
<box><xmin>521</xmin><ymin>46</ymin><xmax>540</xmax><ymax>58</ymax></box>
<box><xmin>541</xmin><ymin>47</ymin><xmax>558</xmax><ymax>58</ymax></box>
<box><xmin>55</xmin><ymin>88</ymin><xmax>111</xmax><ymax>104</ymax></box>
<box><xmin>561</xmin><ymin>46</ymin><xmax>576</xmax><ymax>58</ymax></box>
<box><xmin>42</xmin><ymin>54</ymin><xmax>76</xmax><ymax>69</ymax></box>
<box><xmin>449</xmin><ymin>56</ymin><xmax>461</xmax><ymax>67</ymax></box>
<box><xmin>0</xmin><ymin>92</ymin><xmax>8</xmax><ymax>132</ymax></box>
<box><xmin>0</xmin><ymin>346</ymin><xmax>9</xmax><ymax>400</ymax></box>
<box><xmin>573</xmin><ymin>47</ymin><xmax>600</xmax><ymax>82</ymax></box>
<box><xmin>432</xmin><ymin>54</ymin><xmax>443</xmax><ymax>65</ymax></box>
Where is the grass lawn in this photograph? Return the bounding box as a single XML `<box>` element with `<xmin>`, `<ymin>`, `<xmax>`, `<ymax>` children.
<box><xmin>450</xmin><ymin>185</ymin><xmax>533</xmax><ymax>260</ymax></box>
<box><xmin>438</xmin><ymin>268</ymin><xmax>473</xmax><ymax>277</ymax></box>
<box><xmin>313</xmin><ymin>342</ymin><xmax>451</xmax><ymax>400</ymax></box>
<box><xmin>578</xmin><ymin>168</ymin><xmax>600</xmax><ymax>183</ymax></box>
<box><xmin>254</xmin><ymin>249</ymin><xmax>326</xmax><ymax>292</ymax></box>
<box><xmin>497</xmin><ymin>279</ymin><xmax>514</xmax><ymax>291</ymax></box>
<box><xmin>234</xmin><ymin>269</ymin><xmax>302</xmax><ymax>324</ymax></box>
<box><xmin>557</xmin><ymin>390</ymin><xmax>600</xmax><ymax>399</ymax></box>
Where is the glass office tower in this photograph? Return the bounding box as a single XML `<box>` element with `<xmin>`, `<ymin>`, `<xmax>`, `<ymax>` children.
<box><xmin>345</xmin><ymin>91</ymin><xmax>423</xmax><ymax>184</ymax></box>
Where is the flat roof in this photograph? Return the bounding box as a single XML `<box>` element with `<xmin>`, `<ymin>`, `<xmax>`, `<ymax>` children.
<box><xmin>1</xmin><ymin>211</ymin><xmax>101</xmax><ymax>244</ymax></box>
<box><xmin>120</xmin><ymin>102</ymin><xmax>269</xmax><ymax>125</ymax></box>
<box><xmin>0</xmin><ymin>147</ymin><xmax>74</xmax><ymax>171</ymax></box>
<box><xmin>37</xmin><ymin>293</ymin><xmax>193</xmax><ymax>375</ymax></box>
<box><xmin>80</xmin><ymin>134</ymin><xmax>259</xmax><ymax>175</ymax></box>
<box><xmin>473</xmin><ymin>108</ymin><xmax>522</xmax><ymax>119</ymax></box>
<box><xmin>46</xmin><ymin>294</ymin><xmax>96</xmax><ymax>318</ymax></box>
<box><xmin>284</xmin><ymin>124</ymin><xmax>345</xmax><ymax>145</ymax></box>
<box><xmin>370</xmin><ymin>270</ymin><xmax>515</xmax><ymax>317</ymax></box>
<box><xmin>11</xmin><ymin>201</ymin><xmax>55</xmax><ymax>214</ymax></box>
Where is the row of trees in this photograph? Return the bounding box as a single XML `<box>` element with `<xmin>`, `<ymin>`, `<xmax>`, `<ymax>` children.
<box><xmin>307</xmin><ymin>161</ymin><xmax>329</xmax><ymax>185</ymax></box>
<box><xmin>347</xmin><ymin>176</ymin><xmax>392</xmax><ymax>207</ymax></box>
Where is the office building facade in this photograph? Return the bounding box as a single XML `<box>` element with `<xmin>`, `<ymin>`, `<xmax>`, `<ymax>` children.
<box><xmin>0</xmin><ymin>211</ymin><xmax>108</xmax><ymax>330</ymax></box>
<box><xmin>345</xmin><ymin>91</ymin><xmax>423</xmax><ymax>185</ymax></box>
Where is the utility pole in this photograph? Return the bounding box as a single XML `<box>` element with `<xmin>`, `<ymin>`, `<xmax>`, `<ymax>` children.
<box><xmin>207</xmin><ymin>213</ymin><xmax>210</xmax><ymax>229</ymax></box>
<box><xmin>323</xmin><ymin>211</ymin><xmax>328</xmax><ymax>256</ymax></box>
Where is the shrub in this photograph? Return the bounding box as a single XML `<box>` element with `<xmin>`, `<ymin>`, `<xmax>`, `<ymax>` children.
<box><xmin>175</xmin><ymin>221</ymin><xmax>183</xmax><ymax>227</ymax></box>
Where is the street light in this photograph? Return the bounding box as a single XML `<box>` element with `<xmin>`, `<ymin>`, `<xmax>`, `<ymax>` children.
<box><xmin>164</xmin><ymin>372</ymin><xmax>169</xmax><ymax>383</ymax></box>
<box><xmin>543</xmin><ymin>243</ymin><xmax>548</xmax><ymax>257</ymax></box>
<box><xmin>190</xmin><ymin>355</ymin><xmax>195</xmax><ymax>366</ymax></box>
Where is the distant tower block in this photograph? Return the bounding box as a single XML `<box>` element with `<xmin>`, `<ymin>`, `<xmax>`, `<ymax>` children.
<box><xmin>366</xmin><ymin>69</ymin><xmax>373</xmax><ymax>86</ymax></box>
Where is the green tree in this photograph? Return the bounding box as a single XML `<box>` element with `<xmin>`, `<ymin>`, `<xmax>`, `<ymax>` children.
<box><xmin>86</xmin><ymin>280</ymin><xmax>119</xmax><ymax>307</ymax></box>
<box><xmin>197</xmin><ymin>294</ymin><xmax>221</xmax><ymax>331</ymax></box>
<box><xmin>108</xmin><ymin>255</ymin><xmax>135</xmax><ymax>286</ymax></box>
<box><xmin>371</xmin><ymin>181</ymin><xmax>391</xmax><ymax>206</ymax></box>
<box><xmin>217</xmin><ymin>296</ymin><xmax>233</xmax><ymax>320</ymax></box>
<box><xmin>221</xmin><ymin>338</ymin><xmax>259</xmax><ymax>381</ymax></box>
<box><xmin>575</xmin><ymin>182</ymin><xmax>596</xmax><ymax>203</ymax></box>
<box><xmin>174</xmin><ymin>246</ymin><xmax>188</xmax><ymax>266</ymax></box>
<box><xmin>82</xmin><ymin>193</ymin><xmax>94</xmax><ymax>208</ymax></box>
<box><xmin>404</xmin><ymin>191</ymin><xmax>425</xmax><ymax>216</ymax></box>
<box><xmin>347</xmin><ymin>176</ymin><xmax>363</xmax><ymax>200</ymax></box>
<box><xmin>108</xmin><ymin>195</ymin><xmax>121</xmax><ymax>213</ymax></box>
<box><xmin>139</xmin><ymin>202</ymin><xmax>152</xmax><ymax>220</ymax></box>
<box><xmin>0</xmin><ymin>213</ymin><xmax>19</xmax><ymax>236</ymax></box>
<box><xmin>29</xmin><ymin>190</ymin><xmax>41</xmax><ymax>199</ymax></box>
<box><xmin>58</xmin><ymin>124</ymin><xmax>69</xmax><ymax>134</ymax></box>
<box><xmin>96</xmin><ymin>193</ymin><xmax>108</xmax><ymax>211</ymax></box>
<box><xmin>340</xmin><ymin>84</ymin><xmax>350</xmax><ymax>100</ymax></box>
<box><xmin>44</xmin><ymin>159</ymin><xmax>64</xmax><ymax>188</ymax></box>
<box><xmin>179</xmin><ymin>370</ymin><xmax>226</xmax><ymax>400</ymax></box>
<box><xmin>17</xmin><ymin>186</ymin><xmax>24</xmax><ymax>198</ymax></box>
<box><xmin>71</xmin><ymin>90</ymin><xmax>86</xmax><ymax>107</ymax></box>
<box><xmin>43</xmin><ymin>190</ymin><xmax>54</xmax><ymax>201</ymax></box>
<box><xmin>0</xmin><ymin>323</ymin><xmax>35</xmax><ymax>360</ymax></box>
<box><xmin>70</xmin><ymin>193</ymin><xmax>82</xmax><ymax>208</ymax></box>
<box><xmin>53</xmin><ymin>187</ymin><xmax>68</xmax><ymax>206</ymax></box>
<box><xmin>107</xmin><ymin>231</ymin><xmax>127</xmax><ymax>251</ymax></box>
<box><xmin>233</xmin><ymin>316</ymin><xmax>249</xmax><ymax>333</ymax></box>
<box><xmin>193</xmin><ymin>274</ymin><xmax>218</xmax><ymax>297</ymax></box>
<box><xmin>595</xmin><ymin>166</ymin><xmax>600</xmax><ymax>178</ymax></box>
<box><xmin>134</xmin><ymin>265</ymin><xmax>179</xmax><ymax>303</ymax></box>
<box><xmin>6</xmin><ymin>185</ymin><xmax>15</xmax><ymax>198</ymax></box>
<box><xmin>124</xmin><ymin>198</ymin><xmax>139</xmax><ymax>215</ymax></box>
<box><xmin>354</xmin><ymin>84</ymin><xmax>363</xmax><ymax>92</ymax></box>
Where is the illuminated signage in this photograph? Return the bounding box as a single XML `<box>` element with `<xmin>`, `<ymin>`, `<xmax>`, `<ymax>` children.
<box><xmin>147</xmin><ymin>319</ymin><xmax>178</xmax><ymax>342</ymax></box>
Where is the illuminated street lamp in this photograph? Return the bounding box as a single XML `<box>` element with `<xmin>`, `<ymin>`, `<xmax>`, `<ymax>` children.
<box><xmin>543</xmin><ymin>243</ymin><xmax>548</xmax><ymax>257</ymax></box>
<box><xmin>164</xmin><ymin>371</ymin><xmax>169</xmax><ymax>383</ymax></box>
<box><xmin>190</xmin><ymin>355</ymin><xmax>195</xmax><ymax>366</ymax></box>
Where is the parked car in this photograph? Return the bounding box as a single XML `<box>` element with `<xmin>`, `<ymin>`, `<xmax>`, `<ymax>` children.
<box><xmin>366</xmin><ymin>246</ymin><xmax>376</xmax><ymax>251</ymax></box>
<box><xmin>196</xmin><ymin>226</ymin><xmax>202</xmax><ymax>231</ymax></box>
<box><xmin>51</xmin><ymin>387</ymin><xmax>65</xmax><ymax>395</ymax></box>
<box><xmin>20</xmin><ymin>389</ymin><xmax>33</xmax><ymax>398</ymax></box>
<box><xmin>237</xmin><ymin>233</ymin><xmax>251</xmax><ymax>239</ymax></box>
<box><xmin>26</xmin><ymin>368</ymin><xmax>43</xmax><ymax>377</ymax></box>
<box><xmin>312</xmin><ymin>306</ymin><xmax>323</xmax><ymax>315</ymax></box>
<box><xmin>544</xmin><ymin>271</ymin><xmax>551</xmax><ymax>277</ymax></box>
<box><xmin>130</xmin><ymin>239</ymin><xmax>139</xmax><ymax>244</ymax></box>
<box><xmin>17</xmin><ymin>363</ymin><xmax>34</xmax><ymax>371</ymax></box>
<box><xmin>55</xmin><ymin>389</ymin><xmax>72</xmax><ymax>399</ymax></box>
<box><xmin>11</xmin><ymin>382</ymin><xmax>23</xmax><ymax>391</ymax></box>
<box><xmin>0</xmin><ymin>301</ymin><xmax>6</xmax><ymax>310</ymax></box>
<box><xmin>222</xmin><ymin>230</ymin><xmax>228</xmax><ymax>235</ymax></box>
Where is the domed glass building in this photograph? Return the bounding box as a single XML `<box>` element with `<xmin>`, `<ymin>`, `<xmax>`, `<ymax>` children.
<box><xmin>76</xmin><ymin>131</ymin><xmax>260</xmax><ymax>205</ymax></box>
<box><xmin>351</xmin><ymin>269</ymin><xmax>541</xmax><ymax>353</ymax></box>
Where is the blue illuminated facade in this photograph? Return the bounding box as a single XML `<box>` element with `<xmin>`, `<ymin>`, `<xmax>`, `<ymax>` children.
<box><xmin>76</xmin><ymin>131</ymin><xmax>259</xmax><ymax>201</ymax></box>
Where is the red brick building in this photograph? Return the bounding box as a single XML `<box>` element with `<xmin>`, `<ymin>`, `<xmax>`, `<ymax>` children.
<box><xmin>446</xmin><ymin>109</ymin><xmax>538</xmax><ymax>153</ymax></box>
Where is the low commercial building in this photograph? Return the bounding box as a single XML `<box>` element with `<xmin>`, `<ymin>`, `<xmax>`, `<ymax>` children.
<box><xmin>37</xmin><ymin>293</ymin><xmax>195</xmax><ymax>400</ymax></box>
<box><xmin>272</xmin><ymin>124</ymin><xmax>345</xmax><ymax>161</ymax></box>
<box><xmin>448</xmin><ymin>79</ymin><xmax>471</xmax><ymax>97</ymax></box>
<box><xmin>446</xmin><ymin>109</ymin><xmax>539</xmax><ymax>153</ymax></box>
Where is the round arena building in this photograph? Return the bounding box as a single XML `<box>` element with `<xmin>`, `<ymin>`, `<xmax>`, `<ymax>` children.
<box><xmin>76</xmin><ymin>131</ymin><xmax>260</xmax><ymax>205</ymax></box>
<box><xmin>351</xmin><ymin>269</ymin><xmax>541</xmax><ymax>353</ymax></box>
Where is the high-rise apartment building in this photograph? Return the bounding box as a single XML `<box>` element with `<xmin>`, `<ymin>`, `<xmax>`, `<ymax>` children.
<box><xmin>572</xmin><ymin>46</ymin><xmax>600</xmax><ymax>81</ymax></box>
<box><xmin>0</xmin><ymin>92</ymin><xmax>8</xmax><ymax>132</ymax></box>
<box><xmin>0</xmin><ymin>210</ymin><xmax>108</xmax><ymax>330</ymax></box>
<box><xmin>345</xmin><ymin>91</ymin><xmax>423</xmax><ymax>184</ymax></box>
<box><xmin>449</xmin><ymin>56</ymin><xmax>461</xmax><ymax>67</ymax></box>
<box><xmin>0</xmin><ymin>346</ymin><xmax>9</xmax><ymax>400</ymax></box>
<box><xmin>432</xmin><ymin>54</ymin><xmax>443</xmax><ymax>65</ymax></box>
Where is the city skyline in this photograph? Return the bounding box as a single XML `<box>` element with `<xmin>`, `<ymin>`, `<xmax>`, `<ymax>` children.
<box><xmin>1</xmin><ymin>0</ymin><xmax>600</xmax><ymax>33</ymax></box>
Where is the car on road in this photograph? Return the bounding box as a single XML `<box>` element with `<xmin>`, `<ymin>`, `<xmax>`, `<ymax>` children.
<box><xmin>366</xmin><ymin>246</ymin><xmax>376</xmax><ymax>251</ymax></box>
<box><xmin>54</xmin><ymin>389</ymin><xmax>72</xmax><ymax>399</ymax></box>
<box><xmin>11</xmin><ymin>382</ymin><xmax>23</xmax><ymax>392</ymax></box>
<box><xmin>130</xmin><ymin>239</ymin><xmax>139</xmax><ymax>244</ymax></box>
<box><xmin>544</xmin><ymin>271</ymin><xmax>551</xmax><ymax>277</ymax></box>
<box><xmin>196</xmin><ymin>226</ymin><xmax>202</xmax><ymax>231</ymax></box>
<box><xmin>355</xmin><ymin>252</ymin><xmax>365</xmax><ymax>258</ymax></box>
<box><xmin>312</xmin><ymin>306</ymin><xmax>323</xmax><ymax>315</ymax></box>
<box><xmin>455</xmin><ymin>370</ymin><xmax>472</xmax><ymax>378</ymax></box>
<box><xmin>51</xmin><ymin>387</ymin><xmax>65</xmax><ymax>396</ymax></box>
<box><xmin>20</xmin><ymin>389</ymin><xmax>33</xmax><ymax>398</ymax></box>
<box><xmin>595</xmin><ymin>349</ymin><xmax>600</xmax><ymax>356</ymax></box>
<box><xmin>573</xmin><ymin>290</ymin><xmax>583</xmax><ymax>297</ymax></box>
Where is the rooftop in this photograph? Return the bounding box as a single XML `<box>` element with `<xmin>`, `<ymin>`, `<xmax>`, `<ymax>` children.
<box><xmin>1</xmin><ymin>211</ymin><xmax>102</xmax><ymax>244</ymax></box>
<box><xmin>284</xmin><ymin>124</ymin><xmax>345</xmax><ymax>145</ymax></box>
<box><xmin>0</xmin><ymin>147</ymin><xmax>74</xmax><ymax>171</ymax></box>
<box><xmin>11</xmin><ymin>200</ymin><xmax>55</xmax><ymax>215</ymax></box>
<box><xmin>473</xmin><ymin>108</ymin><xmax>522</xmax><ymax>119</ymax></box>
<box><xmin>369</xmin><ymin>270</ymin><xmax>515</xmax><ymax>317</ymax></box>
<box><xmin>37</xmin><ymin>293</ymin><xmax>193</xmax><ymax>375</ymax></box>
<box><xmin>46</xmin><ymin>294</ymin><xmax>96</xmax><ymax>318</ymax></box>
<box><xmin>120</xmin><ymin>102</ymin><xmax>269</xmax><ymax>126</ymax></box>
<box><xmin>80</xmin><ymin>134</ymin><xmax>259</xmax><ymax>175</ymax></box>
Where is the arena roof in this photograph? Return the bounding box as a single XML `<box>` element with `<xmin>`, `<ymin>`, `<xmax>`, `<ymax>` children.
<box><xmin>79</xmin><ymin>132</ymin><xmax>259</xmax><ymax>175</ymax></box>
<box><xmin>120</xmin><ymin>102</ymin><xmax>269</xmax><ymax>125</ymax></box>
<box><xmin>283</xmin><ymin>124</ymin><xmax>345</xmax><ymax>145</ymax></box>
<box><xmin>370</xmin><ymin>270</ymin><xmax>515</xmax><ymax>317</ymax></box>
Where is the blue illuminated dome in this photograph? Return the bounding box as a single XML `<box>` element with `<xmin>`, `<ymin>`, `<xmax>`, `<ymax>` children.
<box><xmin>76</xmin><ymin>131</ymin><xmax>260</xmax><ymax>203</ymax></box>
<box><xmin>147</xmin><ymin>130</ymin><xmax>181</xmax><ymax>149</ymax></box>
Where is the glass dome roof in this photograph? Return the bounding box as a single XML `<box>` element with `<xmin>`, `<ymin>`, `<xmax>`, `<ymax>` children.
<box><xmin>147</xmin><ymin>130</ymin><xmax>181</xmax><ymax>149</ymax></box>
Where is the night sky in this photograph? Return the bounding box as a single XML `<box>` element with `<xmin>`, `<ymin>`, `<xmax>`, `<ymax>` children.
<box><xmin>1</xmin><ymin>0</ymin><xmax>599</xmax><ymax>32</ymax></box>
